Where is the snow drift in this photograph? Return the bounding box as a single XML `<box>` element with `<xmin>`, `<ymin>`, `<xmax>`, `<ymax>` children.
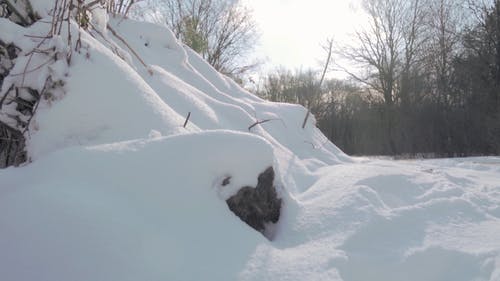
<box><xmin>1</xmin><ymin>2</ymin><xmax>500</xmax><ymax>281</ymax></box>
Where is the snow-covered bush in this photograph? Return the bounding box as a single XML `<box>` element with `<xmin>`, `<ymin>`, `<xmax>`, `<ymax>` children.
<box><xmin>0</xmin><ymin>0</ymin><xmax>142</xmax><ymax>167</ymax></box>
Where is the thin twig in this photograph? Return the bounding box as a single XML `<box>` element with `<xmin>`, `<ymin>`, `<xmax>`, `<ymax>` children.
<box><xmin>24</xmin><ymin>34</ymin><xmax>52</xmax><ymax>39</ymax></box>
<box><xmin>302</xmin><ymin>39</ymin><xmax>333</xmax><ymax>129</ymax></box>
<box><xmin>51</xmin><ymin>0</ymin><xmax>60</xmax><ymax>35</ymax></box>
<box><xmin>107</xmin><ymin>24</ymin><xmax>150</xmax><ymax>72</ymax></box>
<box><xmin>57</xmin><ymin>0</ymin><xmax>68</xmax><ymax>35</ymax></box>
<box><xmin>248</xmin><ymin>118</ymin><xmax>274</xmax><ymax>131</ymax></box>
<box><xmin>66</xmin><ymin>0</ymin><xmax>73</xmax><ymax>64</ymax></box>
<box><xmin>183</xmin><ymin>112</ymin><xmax>191</xmax><ymax>128</ymax></box>
<box><xmin>11</xmin><ymin>57</ymin><xmax>54</xmax><ymax>77</ymax></box>
<box><xmin>301</xmin><ymin>110</ymin><xmax>310</xmax><ymax>129</ymax></box>
<box><xmin>23</xmin><ymin>77</ymin><xmax>51</xmax><ymax>134</ymax></box>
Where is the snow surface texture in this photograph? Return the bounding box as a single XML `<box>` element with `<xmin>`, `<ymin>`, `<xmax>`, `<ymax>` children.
<box><xmin>1</xmin><ymin>5</ymin><xmax>500</xmax><ymax>281</ymax></box>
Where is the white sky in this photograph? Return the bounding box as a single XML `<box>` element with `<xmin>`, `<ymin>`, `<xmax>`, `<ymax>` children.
<box><xmin>243</xmin><ymin>0</ymin><xmax>364</xmax><ymax>72</ymax></box>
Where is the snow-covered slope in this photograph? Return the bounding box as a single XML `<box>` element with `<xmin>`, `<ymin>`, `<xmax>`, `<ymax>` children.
<box><xmin>1</xmin><ymin>4</ymin><xmax>500</xmax><ymax>281</ymax></box>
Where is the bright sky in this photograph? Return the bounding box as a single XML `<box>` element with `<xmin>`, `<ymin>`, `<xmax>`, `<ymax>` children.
<box><xmin>243</xmin><ymin>0</ymin><xmax>364</xmax><ymax>72</ymax></box>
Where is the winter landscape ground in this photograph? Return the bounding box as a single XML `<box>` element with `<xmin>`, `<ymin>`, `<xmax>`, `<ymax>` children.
<box><xmin>1</xmin><ymin>2</ymin><xmax>500</xmax><ymax>280</ymax></box>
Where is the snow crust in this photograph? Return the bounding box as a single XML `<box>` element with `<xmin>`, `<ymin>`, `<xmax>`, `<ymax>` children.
<box><xmin>1</xmin><ymin>11</ymin><xmax>500</xmax><ymax>281</ymax></box>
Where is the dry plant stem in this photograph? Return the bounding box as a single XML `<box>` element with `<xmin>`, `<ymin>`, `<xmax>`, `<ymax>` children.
<box><xmin>57</xmin><ymin>0</ymin><xmax>67</xmax><ymax>35</ymax></box>
<box><xmin>107</xmin><ymin>24</ymin><xmax>150</xmax><ymax>71</ymax></box>
<box><xmin>122</xmin><ymin>0</ymin><xmax>135</xmax><ymax>17</ymax></box>
<box><xmin>51</xmin><ymin>0</ymin><xmax>60</xmax><ymax>35</ymax></box>
<box><xmin>118</xmin><ymin>0</ymin><xmax>125</xmax><ymax>14</ymax></box>
<box><xmin>26</xmin><ymin>33</ymin><xmax>51</xmax><ymax>56</ymax></box>
<box><xmin>32</xmin><ymin>49</ymin><xmax>54</xmax><ymax>54</ymax></box>
<box><xmin>13</xmin><ymin>57</ymin><xmax>54</xmax><ymax>79</ymax></box>
<box><xmin>301</xmin><ymin>110</ymin><xmax>310</xmax><ymax>129</ymax></box>
<box><xmin>88</xmin><ymin>22</ymin><xmax>125</xmax><ymax>60</ymax></box>
<box><xmin>248</xmin><ymin>119</ymin><xmax>275</xmax><ymax>131</ymax></box>
<box><xmin>54</xmin><ymin>0</ymin><xmax>65</xmax><ymax>35</ymax></box>
<box><xmin>301</xmin><ymin>39</ymin><xmax>333</xmax><ymax>129</ymax></box>
<box><xmin>20</xmin><ymin>53</ymin><xmax>35</xmax><ymax>86</ymax></box>
<box><xmin>23</xmin><ymin>78</ymin><xmax>51</xmax><ymax>135</ymax></box>
<box><xmin>19</xmin><ymin>36</ymin><xmax>52</xmax><ymax>85</ymax></box>
<box><xmin>23</xmin><ymin>34</ymin><xmax>51</xmax><ymax>39</ymax></box>
<box><xmin>75</xmin><ymin>31</ymin><xmax>82</xmax><ymax>52</ymax></box>
<box><xmin>183</xmin><ymin>112</ymin><xmax>191</xmax><ymax>128</ymax></box>
<box><xmin>66</xmin><ymin>0</ymin><xmax>73</xmax><ymax>63</ymax></box>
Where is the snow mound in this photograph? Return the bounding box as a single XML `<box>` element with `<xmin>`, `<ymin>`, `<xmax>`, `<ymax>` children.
<box><xmin>0</xmin><ymin>131</ymin><xmax>273</xmax><ymax>281</ymax></box>
<box><xmin>9</xmin><ymin>16</ymin><xmax>348</xmax><ymax>170</ymax></box>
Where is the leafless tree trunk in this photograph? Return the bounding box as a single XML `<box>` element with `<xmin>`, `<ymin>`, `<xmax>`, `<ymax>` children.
<box><xmin>336</xmin><ymin>0</ymin><xmax>409</xmax><ymax>107</ymax></box>
<box><xmin>425</xmin><ymin>0</ymin><xmax>463</xmax><ymax>106</ymax></box>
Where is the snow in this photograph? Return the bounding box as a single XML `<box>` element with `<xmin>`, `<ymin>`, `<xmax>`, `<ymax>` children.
<box><xmin>1</xmin><ymin>131</ymin><xmax>276</xmax><ymax>281</ymax></box>
<box><xmin>1</xmin><ymin>10</ymin><xmax>500</xmax><ymax>281</ymax></box>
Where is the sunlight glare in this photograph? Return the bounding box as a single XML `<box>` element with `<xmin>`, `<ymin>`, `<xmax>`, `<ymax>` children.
<box><xmin>243</xmin><ymin>0</ymin><xmax>363</xmax><ymax>71</ymax></box>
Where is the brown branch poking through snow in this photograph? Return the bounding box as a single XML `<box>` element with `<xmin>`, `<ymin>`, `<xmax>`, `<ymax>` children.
<box><xmin>107</xmin><ymin>24</ymin><xmax>151</xmax><ymax>74</ymax></box>
<box><xmin>183</xmin><ymin>112</ymin><xmax>191</xmax><ymax>128</ymax></box>
<box><xmin>301</xmin><ymin>38</ymin><xmax>333</xmax><ymax>129</ymax></box>
<box><xmin>301</xmin><ymin>109</ymin><xmax>310</xmax><ymax>129</ymax></box>
<box><xmin>248</xmin><ymin>118</ymin><xmax>284</xmax><ymax>131</ymax></box>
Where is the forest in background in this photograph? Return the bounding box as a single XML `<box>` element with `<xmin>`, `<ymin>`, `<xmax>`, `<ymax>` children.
<box><xmin>255</xmin><ymin>0</ymin><xmax>500</xmax><ymax>157</ymax></box>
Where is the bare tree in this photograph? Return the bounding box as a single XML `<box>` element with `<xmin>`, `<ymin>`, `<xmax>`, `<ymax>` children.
<box><xmin>425</xmin><ymin>0</ymin><xmax>465</xmax><ymax>106</ymax></box>
<box><xmin>336</xmin><ymin>0</ymin><xmax>430</xmax><ymax>105</ymax></box>
<box><xmin>131</xmin><ymin>0</ymin><xmax>259</xmax><ymax>78</ymax></box>
<box><xmin>398</xmin><ymin>0</ymin><xmax>427</xmax><ymax>108</ymax></box>
<box><xmin>337</xmin><ymin>0</ymin><xmax>405</xmax><ymax>107</ymax></box>
<box><xmin>335</xmin><ymin>0</ymin><xmax>429</xmax><ymax>153</ymax></box>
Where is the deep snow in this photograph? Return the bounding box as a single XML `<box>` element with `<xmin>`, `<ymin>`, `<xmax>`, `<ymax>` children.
<box><xmin>1</xmin><ymin>3</ymin><xmax>500</xmax><ymax>281</ymax></box>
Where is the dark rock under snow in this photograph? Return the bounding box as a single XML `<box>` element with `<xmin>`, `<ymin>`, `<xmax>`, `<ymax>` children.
<box><xmin>226</xmin><ymin>167</ymin><xmax>282</xmax><ymax>240</ymax></box>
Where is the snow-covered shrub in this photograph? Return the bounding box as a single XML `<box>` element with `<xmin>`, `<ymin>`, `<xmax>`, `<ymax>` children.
<box><xmin>0</xmin><ymin>0</ymin><xmax>72</xmax><ymax>167</ymax></box>
<box><xmin>0</xmin><ymin>0</ymin><xmax>152</xmax><ymax>168</ymax></box>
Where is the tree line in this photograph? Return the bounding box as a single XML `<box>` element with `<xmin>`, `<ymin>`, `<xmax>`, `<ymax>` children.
<box><xmin>257</xmin><ymin>0</ymin><xmax>500</xmax><ymax>157</ymax></box>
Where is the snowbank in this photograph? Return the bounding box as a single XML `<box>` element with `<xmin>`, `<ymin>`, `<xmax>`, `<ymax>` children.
<box><xmin>0</xmin><ymin>131</ymin><xmax>273</xmax><ymax>281</ymax></box>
